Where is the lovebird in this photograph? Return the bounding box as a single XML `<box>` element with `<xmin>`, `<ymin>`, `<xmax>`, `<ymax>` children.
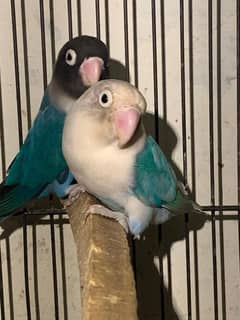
<box><xmin>0</xmin><ymin>35</ymin><xmax>109</xmax><ymax>219</ymax></box>
<box><xmin>62</xmin><ymin>79</ymin><xmax>203</xmax><ymax>237</ymax></box>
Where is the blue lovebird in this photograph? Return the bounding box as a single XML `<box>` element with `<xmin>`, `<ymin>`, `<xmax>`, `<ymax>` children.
<box><xmin>62</xmin><ymin>79</ymin><xmax>203</xmax><ymax>238</ymax></box>
<box><xmin>0</xmin><ymin>35</ymin><xmax>109</xmax><ymax>219</ymax></box>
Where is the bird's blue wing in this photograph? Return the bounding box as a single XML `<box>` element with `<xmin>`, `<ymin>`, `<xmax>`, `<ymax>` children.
<box><xmin>5</xmin><ymin>92</ymin><xmax>67</xmax><ymax>190</ymax></box>
<box><xmin>132</xmin><ymin>136</ymin><xmax>177</xmax><ymax>207</ymax></box>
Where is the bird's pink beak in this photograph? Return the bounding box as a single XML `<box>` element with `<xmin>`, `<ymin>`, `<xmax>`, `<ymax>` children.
<box><xmin>79</xmin><ymin>57</ymin><xmax>104</xmax><ymax>86</ymax></box>
<box><xmin>113</xmin><ymin>107</ymin><xmax>141</xmax><ymax>147</ymax></box>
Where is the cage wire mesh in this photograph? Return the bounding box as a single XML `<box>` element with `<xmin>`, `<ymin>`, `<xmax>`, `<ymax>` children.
<box><xmin>0</xmin><ymin>0</ymin><xmax>239</xmax><ymax>319</ymax></box>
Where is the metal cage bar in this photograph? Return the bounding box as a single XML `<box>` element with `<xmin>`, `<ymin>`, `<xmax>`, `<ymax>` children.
<box><xmin>179</xmin><ymin>0</ymin><xmax>193</xmax><ymax>316</ymax></box>
<box><xmin>158</xmin><ymin>1</ymin><xmax>167</xmax><ymax>317</ymax></box>
<box><xmin>50</xmin><ymin>213</ymin><xmax>60</xmax><ymax>320</ymax></box>
<box><xmin>0</xmin><ymin>242</ymin><xmax>5</xmax><ymax>319</ymax></box>
<box><xmin>151</xmin><ymin>2</ymin><xmax>166</xmax><ymax>319</ymax></box>
<box><xmin>0</xmin><ymin>72</ymin><xmax>6</xmax><ymax>178</ymax></box>
<box><xmin>188</xmin><ymin>1</ymin><xmax>201</xmax><ymax>319</ymax></box>
<box><xmin>77</xmin><ymin>0</ymin><xmax>82</xmax><ymax>36</ymax></box>
<box><xmin>23</xmin><ymin>213</ymin><xmax>31</xmax><ymax>319</ymax></box>
<box><xmin>49</xmin><ymin>0</ymin><xmax>56</xmax><ymax>67</ymax></box>
<box><xmin>67</xmin><ymin>0</ymin><xmax>73</xmax><ymax>40</ymax></box>
<box><xmin>95</xmin><ymin>0</ymin><xmax>101</xmax><ymax>39</ymax></box>
<box><xmin>104</xmin><ymin>0</ymin><xmax>110</xmax><ymax>50</ymax></box>
<box><xmin>216</xmin><ymin>1</ymin><xmax>227</xmax><ymax>318</ymax></box>
<box><xmin>208</xmin><ymin>1</ymin><xmax>219</xmax><ymax>318</ymax></box>
<box><xmin>237</xmin><ymin>0</ymin><xmax>240</xmax><ymax>272</ymax></box>
<box><xmin>20</xmin><ymin>0</ymin><xmax>32</xmax><ymax>129</ymax></box>
<box><xmin>39</xmin><ymin>0</ymin><xmax>48</xmax><ymax>90</ymax></box>
<box><xmin>10</xmin><ymin>0</ymin><xmax>23</xmax><ymax>147</ymax></box>
<box><xmin>132</xmin><ymin>0</ymin><xmax>138</xmax><ymax>89</ymax></box>
<box><xmin>32</xmin><ymin>219</ymin><xmax>40</xmax><ymax>320</ymax></box>
<box><xmin>0</xmin><ymin>59</ymin><xmax>6</xmax><ymax>308</ymax></box>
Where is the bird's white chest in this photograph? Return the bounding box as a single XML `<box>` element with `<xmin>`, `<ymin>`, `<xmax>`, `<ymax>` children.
<box><xmin>70</xmin><ymin>141</ymin><xmax>136</xmax><ymax>204</ymax></box>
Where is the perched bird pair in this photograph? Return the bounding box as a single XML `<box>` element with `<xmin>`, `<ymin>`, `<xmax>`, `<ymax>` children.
<box><xmin>62</xmin><ymin>79</ymin><xmax>203</xmax><ymax>238</ymax></box>
<box><xmin>0</xmin><ymin>35</ymin><xmax>109</xmax><ymax>219</ymax></box>
<box><xmin>0</xmin><ymin>35</ymin><xmax>202</xmax><ymax>237</ymax></box>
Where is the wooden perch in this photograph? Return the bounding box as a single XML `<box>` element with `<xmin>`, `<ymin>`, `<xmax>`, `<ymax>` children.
<box><xmin>63</xmin><ymin>193</ymin><xmax>138</xmax><ymax>320</ymax></box>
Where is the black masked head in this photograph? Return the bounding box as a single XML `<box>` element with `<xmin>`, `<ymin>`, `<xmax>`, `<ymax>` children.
<box><xmin>53</xmin><ymin>35</ymin><xmax>109</xmax><ymax>98</ymax></box>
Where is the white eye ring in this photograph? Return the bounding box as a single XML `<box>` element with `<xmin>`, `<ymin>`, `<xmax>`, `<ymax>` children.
<box><xmin>98</xmin><ymin>90</ymin><xmax>113</xmax><ymax>108</ymax></box>
<box><xmin>65</xmin><ymin>49</ymin><xmax>77</xmax><ymax>66</ymax></box>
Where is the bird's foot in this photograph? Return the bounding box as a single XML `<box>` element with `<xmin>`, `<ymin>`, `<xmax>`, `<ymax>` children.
<box><xmin>64</xmin><ymin>183</ymin><xmax>86</xmax><ymax>207</ymax></box>
<box><xmin>128</xmin><ymin>218</ymin><xmax>144</xmax><ymax>240</ymax></box>
<box><xmin>86</xmin><ymin>204</ymin><xmax>129</xmax><ymax>233</ymax></box>
<box><xmin>177</xmin><ymin>181</ymin><xmax>190</xmax><ymax>196</ymax></box>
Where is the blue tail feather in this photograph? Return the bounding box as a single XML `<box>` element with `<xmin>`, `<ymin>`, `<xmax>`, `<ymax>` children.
<box><xmin>0</xmin><ymin>183</ymin><xmax>42</xmax><ymax>220</ymax></box>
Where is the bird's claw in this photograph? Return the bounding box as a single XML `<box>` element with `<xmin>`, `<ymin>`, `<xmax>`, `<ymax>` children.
<box><xmin>64</xmin><ymin>183</ymin><xmax>86</xmax><ymax>208</ymax></box>
<box><xmin>134</xmin><ymin>234</ymin><xmax>141</xmax><ymax>240</ymax></box>
<box><xmin>85</xmin><ymin>204</ymin><xmax>129</xmax><ymax>233</ymax></box>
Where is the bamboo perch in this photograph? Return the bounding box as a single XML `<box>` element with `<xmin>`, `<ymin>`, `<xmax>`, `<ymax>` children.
<box><xmin>63</xmin><ymin>192</ymin><xmax>138</xmax><ymax>320</ymax></box>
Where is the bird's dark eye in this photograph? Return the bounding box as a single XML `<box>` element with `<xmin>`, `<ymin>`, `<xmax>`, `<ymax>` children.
<box><xmin>65</xmin><ymin>49</ymin><xmax>77</xmax><ymax>66</ymax></box>
<box><xmin>101</xmin><ymin>93</ymin><xmax>108</xmax><ymax>103</ymax></box>
<box><xmin>66</xmin><ymin>53</ymin><xmax>71</xmax><ymax>60</ymax></box>
<box><xmin>99</xmin><ymin>90</ymin><xmax>112</xmax><ymax>108</ymax></box>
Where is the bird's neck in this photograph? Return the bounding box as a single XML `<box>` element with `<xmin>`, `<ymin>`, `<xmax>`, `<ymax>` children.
<box><xmin>47</xmin><ymin>79</ymin><xmax>76</xmax><ymax>114</ymax></box>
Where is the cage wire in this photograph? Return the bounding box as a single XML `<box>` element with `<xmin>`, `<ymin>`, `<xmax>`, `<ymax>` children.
<box><xmin>0</xmin><ymin>0</ymin><xmax>239</xmax><ymax>319</ymax></box>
